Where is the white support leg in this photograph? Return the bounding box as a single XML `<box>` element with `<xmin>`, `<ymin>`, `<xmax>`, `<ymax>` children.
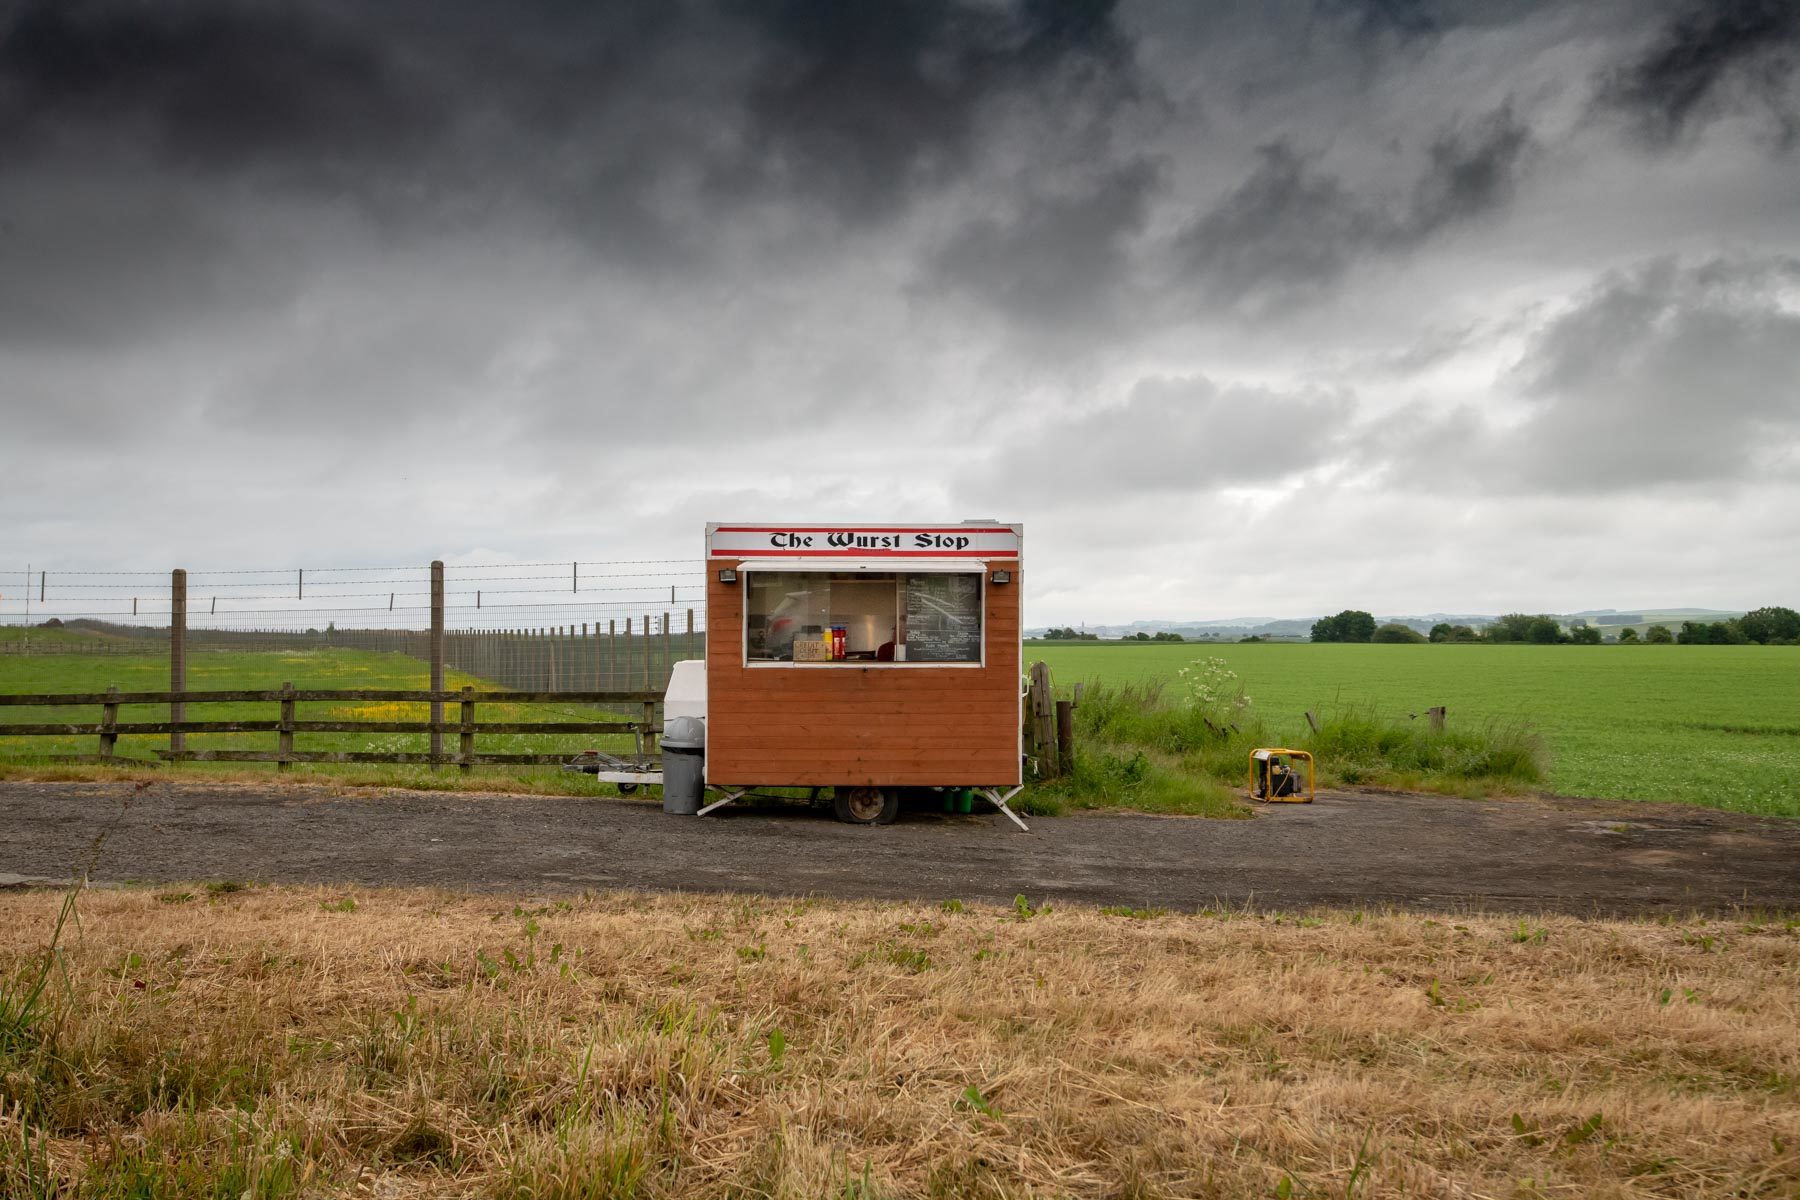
<box><xmin>695</xmin><ymin>789</ymin><xmax>745</xmax><ymax>818</ymax></box>
<box><xmin>980</xmin><ymin>786</ymin><xmax>1030</xmax><ymax>832</ymax></box>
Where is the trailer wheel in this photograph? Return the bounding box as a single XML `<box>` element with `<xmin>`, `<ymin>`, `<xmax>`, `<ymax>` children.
<box><xmin>617</xmin><ymin>782</ymin><xmax>639</xmax><ymax>795</ymax></box>
<box><xmin>833</xmin><ymin>786</ymin><xmax>899</xmax><ymax>825</ymax></box>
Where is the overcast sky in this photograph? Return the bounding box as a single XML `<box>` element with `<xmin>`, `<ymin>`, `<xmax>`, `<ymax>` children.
<box><xmin>2</xmin><ymin>0</ymin><xmax>1797</xmax><ymax>626</ymax></box>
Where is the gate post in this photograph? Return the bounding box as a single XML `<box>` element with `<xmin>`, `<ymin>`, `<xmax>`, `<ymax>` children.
<box><xmin>1029</xmin><ymin>661</ymin><xmax>1058</xmax><ymax>777</ymax></box>
<box><xmin>170</xmin><ymin>568</ymin><xmax>187</xmax><ymax>756</ymax></box>
<box><xmin>429</xmin><ymin>560</ymin><xmax>444</xmax><ymax>768</ymax></box>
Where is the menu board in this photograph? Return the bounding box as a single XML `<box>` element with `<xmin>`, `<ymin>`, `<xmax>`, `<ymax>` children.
<box><xmin>904</xmin><ymin>574</ymin><xmax>982</xmax><ymax>662</ymax></box>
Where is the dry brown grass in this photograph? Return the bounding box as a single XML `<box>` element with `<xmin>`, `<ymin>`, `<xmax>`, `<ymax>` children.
<box><xmin>1</xmin><ymin>886</ymin><xmax>1796</xmax><ymax>1199</ymax></box>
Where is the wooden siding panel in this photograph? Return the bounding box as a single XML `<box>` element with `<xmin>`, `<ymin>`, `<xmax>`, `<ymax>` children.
<box><xmin>705</xmin><ymin>559</ymin><xmax>1021</xmax><ymax>786</ymax></box>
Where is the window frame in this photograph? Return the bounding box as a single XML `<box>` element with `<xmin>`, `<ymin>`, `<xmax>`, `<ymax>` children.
<box><xmin>738</xmin><ymin>562</ymin><xmax>988</xmax><ymax>669</ymax></box>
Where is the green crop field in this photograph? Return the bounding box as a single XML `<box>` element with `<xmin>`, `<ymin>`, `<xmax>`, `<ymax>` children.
<box><xmin>1031</xmin><ymin>642</ymin><xmax>1800</xmax><ymax>817</ymax></box>
<box><xmin>4</xmin><ymin>641</ymin><xmax>1796</xmax><ymax>818</ymax></box>
<box><xmin>0</xmin><ymin>648</ymin><xmax>644</xmax><ymax>794</ymax></box>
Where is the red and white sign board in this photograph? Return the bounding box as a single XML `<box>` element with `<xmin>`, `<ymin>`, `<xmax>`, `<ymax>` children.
<box><xmin>708</xmin><ymin>523</ymin><xmax>1020</xmax><ymax>559</ymax></box>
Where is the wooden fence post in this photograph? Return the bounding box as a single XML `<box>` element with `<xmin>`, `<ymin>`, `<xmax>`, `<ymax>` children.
<box><xmin>277</xmin><ymin>681</ymin><xmax>295</xmax><ymax>772</ymax></box>
<box><xmin>1</xmin><ymin>685</ymin><xmax>670</xmax><ymax>769</ymax></box>
<box><xmin>170</xmin><ymin>568</ymin><xmax>186</xmax><ymax>756</ymax></box>
<box><xmin>643</xmin><ymin>613</ymin><xmax>652</xmax><ymax>690</ymax></box>
<box><xmin>1428</xmin><ymin>706</ymin><xmax>1446</xmax><ymax>732</ymax></box>
<box><xmin>100</xmin><ymin>684</ymin><xmax>119</xmax><ymax>761</ymax></box>
<box><xmin>663</xmin><ymin>612</ymin><xmax>672</xmax><ymax>685</ymax></box>
<box><xmin>609</xmin><ymin>620</ymin><xmax>618</xmax><ymax>689</ymax></box>
<box><xmin>1304</xmin><ymin>710</ymin><xmax>1320</xmax><ymax>735</ymax></box>
<box><xmin>460</xmin><ymin>686</ymin><xmax>475</xmax><ymax>773</ymax></box>
<box><xmin>1029</xmin><ymin>661</ymin><xmax>1057</xmax><ymax>777</ymax></box>
<box><xmin>1055</xmin><ymin>699</ymin><xmax>1074</xmax><ymax>770</ymax></box>
<box><xmin>429</xmin><ymin>560</ymin><xmax>444</xmax><ymax>769</ymax></box>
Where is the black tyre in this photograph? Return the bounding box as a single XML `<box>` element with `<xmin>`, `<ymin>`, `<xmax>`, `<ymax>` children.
<box><xmin>833</xmin><ymin>786</ymin><xmax>899</xmax><ymax>825</ymax></box>
<box><xmin>617</xmin><ymin>782</ymin><xmax>639</xmax><ymax>795</ymax></box>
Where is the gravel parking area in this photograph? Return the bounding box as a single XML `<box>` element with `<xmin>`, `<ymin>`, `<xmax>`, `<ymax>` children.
<box><xmin>3</xmin><ymin>780</ymin><xmax>1796</xmax><ymax>914</ymax></box>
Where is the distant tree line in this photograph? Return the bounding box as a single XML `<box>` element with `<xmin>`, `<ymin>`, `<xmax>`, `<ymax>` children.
<box><xmin>1477</xmin><ymin>614</ymin><xmax>1598</xmax><ymax>644</ymax></box>
<box><xmin>1040</xmin><ymin>627</ymin><xmax>1101</xmax><ymax>640</ymax></box>
<box><xmin>1310</xmin><ymin>610</ymin><xmax>1378</xmax><ymax>642</ymax></box>
<box><xmin>1309</xmin><ymin>606</ymin><xmax>1800</xmax><ymax>645</ymax></box>
<box><xmin>1669</xmin><ymin>607</ymin><xmax>1800</xmax><ymax>644</ymax></box>
<box><xmin>1121</xmin><ymin>630</ymin><xmax>1186</xmax><ymax>642</ymax></box>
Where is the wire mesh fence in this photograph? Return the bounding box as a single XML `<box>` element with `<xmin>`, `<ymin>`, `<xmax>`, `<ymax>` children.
<box><xmin>0</xmin><ymin>559</ymin><xmax>709</xmax><ymax>692</ymax></box>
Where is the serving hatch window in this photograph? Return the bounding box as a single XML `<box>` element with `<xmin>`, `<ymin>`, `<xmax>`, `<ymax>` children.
<box><xmin>744</xmin><ymin>571</ymin><xmax>983</xmax><ymax>664</ymax></box>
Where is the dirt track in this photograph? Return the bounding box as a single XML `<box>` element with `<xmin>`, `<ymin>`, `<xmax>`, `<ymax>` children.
<box><xmin>2</xmin><ymin>780</ymin><xmax>1796</xmax><ymax>914</ymax></box>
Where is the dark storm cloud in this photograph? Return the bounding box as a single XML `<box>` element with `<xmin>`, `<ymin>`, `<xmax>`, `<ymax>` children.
<box><xmin>0</xmin><ymin>0</ymin><xmax>1148</xmax><ymax>351</ymax></box>
<box><xmin>0</xmin><ymin>175</ymin><xmax>262</xmax><ymax>349</ymax></box>
<box><xmin>0</xmin><ymin>0</ymin><xmax>743</xmax><ymax>260</ymax></box>
<box><xmin>1175</xmin><ymin>105</ymin><xmax>1531</xmax><ymax>313</ymax></box>
<box><xmin>1599</xmin><ymin>0</ymin><xmax>1800</xmax><ymax>147</ymax></box>
<box><xmin>0</xmin><ymin>0</ymin><xmax>1138</xmax><ymax>209</ymax></box>
<box><xmin>1176</xmin><ymin>143</ymin><xmax>1381</xmax><ymax>307</ymax></box>
<box><xmin>920</xmin><ymin>157</ymin><xmax>1163</xmax><ymax>334</ymax></box>
<box><xmin>1408</xmin><ymin>106</ymin><xmax>1533</xmax><ymax>232</ymax></box>
<box><xmin>734</xmin><ymin>0</ymin><xmax>1139</xmax><ymax>221</ymax></box>
<box><xmin>1311</xmin><ymin>0</ymin><xmax>1441</xmax><ymax>42</ymax></box>
<box><xmin>0</xmin><ymin>0</ymin><xmax>435</xmax><ymax>169</ymax></box>
<box><xmin>0</xmin><ymin>0</ymin><xmax>1797</xmax><ymax>616</ymax></box>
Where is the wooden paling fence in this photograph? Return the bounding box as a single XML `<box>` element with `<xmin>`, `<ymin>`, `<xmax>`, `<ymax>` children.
<box><xmin>443</xmin><ymin>620</ymin><xmax>702</xmax><ymax>692</ymax></box>
<box><xmin>0</xmin><ymin>625</ymin><xmax>705</xmax><ymax>691</ymax></box>
<box><xmin>0</xmin><ymin>687</ymin><xmax>663</xmax><ymax>771</ymax></box>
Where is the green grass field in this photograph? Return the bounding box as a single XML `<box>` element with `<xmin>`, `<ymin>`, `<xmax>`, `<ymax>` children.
<box><xmin>4</xmin><ymin>642</ymin><xmax>1796</xmax><ymax>817</ymax></box>
<box><xmin>0</xmin><ymin>649</ymin><xmax>645</xmax><ymax>794</ymax></box>
<box><xmin>1032</xmin><ymin>642</ymin><xmax>1800</xmax><ymax>817</ymax></box>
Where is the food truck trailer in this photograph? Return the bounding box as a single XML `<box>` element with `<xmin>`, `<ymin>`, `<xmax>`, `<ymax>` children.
<box><xmin>686</xmin><ymin>521</ymin><xmax>1028</xmax><ymax>827</ymax></box>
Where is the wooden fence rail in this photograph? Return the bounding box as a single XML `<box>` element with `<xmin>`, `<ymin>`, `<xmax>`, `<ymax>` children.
<box><xmin>0</xmin><ymin>686</ymin><xmax>663</xmax><ymax>772</ymax></box>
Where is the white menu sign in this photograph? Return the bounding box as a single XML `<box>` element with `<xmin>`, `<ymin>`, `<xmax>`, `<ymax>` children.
<box><xmin>708</xmin><ymin>523</ymin><xmax>1020</xmax><ymax>558</ymax></box>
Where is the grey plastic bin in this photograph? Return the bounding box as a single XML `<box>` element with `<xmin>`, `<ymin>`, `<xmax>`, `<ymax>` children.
<box><xmin>661</xmin><ymin>715</ymin><xmax>706</xmax><ymax>815</ymax></box>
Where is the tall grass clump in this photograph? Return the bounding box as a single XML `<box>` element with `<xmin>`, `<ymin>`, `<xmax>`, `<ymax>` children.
<box><xmin>1075</xmin><ymin>678</ymin><xmax>1259</xmax><ymax>755</ymax></box>
<box><xmin>1031</xmin><ymin>673</ymin><xmax>1264</xmax><ymax>817</ymax></box>
<box><xmin>0</xmin><ymin>888</ymin><xmax>75</xmax><ymax>1062</ymax></box>
<box><xmin>1044</xmin><ymin>669</ymin><xmax>1548</xmax><ymax>814</ymax></box>
<box><xmin>1307</xmin><ymin>703</ymin><xmax>1547</xmax><ymax>791</ymax></box>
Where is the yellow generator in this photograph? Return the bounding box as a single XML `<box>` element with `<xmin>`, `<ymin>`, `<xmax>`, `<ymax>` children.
<box><xmin>1248</xmin><ymin>748</ymin><xmax>1314</xmax><ymax>803</ymax></box>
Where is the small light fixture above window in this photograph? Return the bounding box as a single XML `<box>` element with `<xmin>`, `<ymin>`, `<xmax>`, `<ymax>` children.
<box><xmin>717</xmin><ymin>568</ymin><xmax>738</xmax><ymax>584</ymax></box>
<box><xmin>990</xmin><ymin>570</ymin><xmax>1011</xmax><ymax>585</ymax></box>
